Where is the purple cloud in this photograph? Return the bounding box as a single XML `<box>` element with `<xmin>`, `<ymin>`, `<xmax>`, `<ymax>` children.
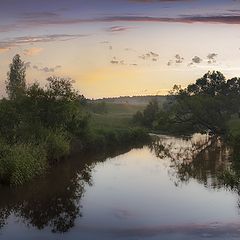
<box><xmin>0</xmin><ymin>34</ymin><xmax>88</xmax><ymax>52</ymax></box>
<box><xmin>107</xmin><ymin>26</ymin><xmax>132</xmax><ymax>32</ymax></box>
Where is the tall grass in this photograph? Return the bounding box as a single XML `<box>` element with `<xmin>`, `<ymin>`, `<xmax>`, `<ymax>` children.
<box><xmin>0</xmin><ymin>143</ymin><xmax>47</xmax><ymax>186</ymax></box>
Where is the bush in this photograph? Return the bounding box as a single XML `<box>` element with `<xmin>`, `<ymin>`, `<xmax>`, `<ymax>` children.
<box><xmin>45</xmin><ymin>130</ymin><xmax>70</xmax><ymax>163</ymax></box>
<box><xmin>0</xmin><ymin>143</ymin><xmax>47</xmax><ymax>186</ymax></box>
<box><xmin>227</xmin><ymin>119</ymin><xmax>240</xmax><ymax>151</ymax></box>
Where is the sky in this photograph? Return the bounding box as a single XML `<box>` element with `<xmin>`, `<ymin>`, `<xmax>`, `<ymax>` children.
<box><xmin>1</xmin><ymin>0</ymin><xmax>240</xmax><ymax>98</ymax></box>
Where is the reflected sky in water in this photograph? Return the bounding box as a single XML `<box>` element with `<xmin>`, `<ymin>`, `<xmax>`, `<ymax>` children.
<box><xmin>0</xmin><ymin>134</ymin><xmax>240</xmax><ymax>239</ymax></box>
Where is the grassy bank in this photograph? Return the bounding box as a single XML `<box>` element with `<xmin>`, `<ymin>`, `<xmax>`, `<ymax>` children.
<box><xmin>74</xmin><ymin>103</ymin><xmax>150</xmax><ymax>153</ymax></box>
<box><xmin>227</xmin><ymin>118</ymin><xmax>240</xmax><ymax>150</ymax></box>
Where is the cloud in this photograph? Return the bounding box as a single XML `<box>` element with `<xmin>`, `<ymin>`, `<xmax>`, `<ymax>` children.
<box><xmin>99</xmin><ymin>41</ymin><xmax>110</xmax><ymax>44</ymax></box>
<box><xmin>97</xmin><ymin>15</ymin><xmax>240</xmax><ymax>25</ymax></box>
<box><xmin>23</xmin><ymin>47</ymin><xmax>43</xmax><ymax>56</ymax></box>
<box><xmin>175</xmin><ymin>54</ymin><xmax>184</xmax><ymax>63</ymax></box>
<box><xmin>167</xmin><ymin>54</ymin><xmax>184</xmax><ymax>66</ymax></box>
<box><xmin>124</xmin><ymin>48</ymin><xmax>134</xmax><ymax>51</ymax></box>
<box><xmin>107</xmin><ymin>26</ymin><xmax>132</xmax><ymax>32</ymax></box>
<box><xmin>0</xmin><ymin>34</ymin><xmax>88</xmax><ymax>52</ymax></box>
<box><xmin>110</xmin><ymin>60</ymin><xmax>119</xmax><ymax>64</ymax></box>
<box><xmin>191</xmin><ymin>56</ymin><xmax>202</xmax><ymax>64</ymax></box>
<box><xmin>33</xmin><ymin>65</ymin><xmax>62</xmax><ymax>73</ymax></box>
<box><xmin>0</xmin><ymin>24</ymin><xmax>17</xmax><ymax>33</ymax></box>
<box><xmin>139</xmin><ymin>51</ymin><xmax>159</xmax><ymax>61</ymax></box>
<box><xmin>207</xmin><ymin>53</ymin><xmax>218</xmax><ymax>64</ymax></box>
<box><xmin>0</xmin><ymin>45</ymin><xmax>11</xmax><ymax>53</ymax></box>
<box><xmin>20</xmin><ymin>11</ymin><xmax>59</xmax><ymax>19</ymax></box>
<box><xmin>110</xmin><ymin>57</ymin><xmax>125</xmax><ymax>65</ymax></box>
<box><xmin>2</xmin><ymin>12</ymin><xmax>240</xmax><ymax>34</ymax></box>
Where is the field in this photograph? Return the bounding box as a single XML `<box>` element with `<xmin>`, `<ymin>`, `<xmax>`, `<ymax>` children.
<box><xmin>90</xmin><ymin>103</ymin><xmax>145</xmax><ymax>130</ymax></box>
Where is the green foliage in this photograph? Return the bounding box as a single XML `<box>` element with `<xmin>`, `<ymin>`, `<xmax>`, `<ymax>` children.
<box><xmin>45</xmin><ymin>131</ymin><xmax>70</xmax><ymax>163</ymax></box>
<box><xmin>172</xmin><ymin>94</ymin><xmax>230</xmax><ymax>134</ymax></box>
<box><xmin>0</xmin><ymin>99</ymin><xmax>20</xmax><ymax>143</ymax></box>
<box><xmin>88</xmin><ymin>102</ymin><xmax>108</xmax><ymax>114</ymax></box>
<box><xmin>46</xmin><ymin>76</ymin><xmax>79</xmax><ymax>101</ymax></box>
<box><xmin>133</xmin><ymin>100</ymin><xmax>159</xmax><ymax>128</ymax></box>
<box><xmin>132</xmin><ymin>111</ymin><xmax>144</xmax><ymax>125</ymax></box>
<box><xmin>6</xmin><ymin>54</ymin><xmax>26</xmax><ymax>100</ymax></box>
<box><xmin>25</xmin><ymin>80</ymin><xmax>88</xmax><ymax>132</ymax></box>
<box><xmin>0</xmin><ymin>143</ymin><xmax>47</xmax><ymax>186</ymax></box>
<box><xmin>186</xmin><ymin>71</ymin><xmax>226</xmax><ymax>96</ymax></box>
<box><xmin>82</xmin><ymin>127</ymin><xmax>150</xmax><ymax>152</ymax></box>
<box><xmin>142</xmin><ymin>100</ymin><xmax>159</xmax><ymax>128</ymax></box>
<box><xmin>227</xmin><ymin>119</ymin><xmax>240</xmax><ymax>150</ymax></box>
<box><xmin>135</xmin><ymin>71</ymin><xmax>240</xmax><ymax>136</ymax></box>
<box><xmin>0</xmin><ymin>55</ymin><xmax>150</xmax><ymax>186</ymax></box>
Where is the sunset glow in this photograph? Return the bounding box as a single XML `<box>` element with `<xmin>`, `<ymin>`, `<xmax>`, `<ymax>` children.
<box><xmin>1</xmin><ymin>0</ymin><xmax>240</xmax><ymax>98</ymax></box>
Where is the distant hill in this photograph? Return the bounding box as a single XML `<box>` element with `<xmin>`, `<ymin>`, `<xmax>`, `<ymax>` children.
<box><xmin>91</xmin><ymin>95</ymin><xmax>168</xmax><ymax>106</ymax></box>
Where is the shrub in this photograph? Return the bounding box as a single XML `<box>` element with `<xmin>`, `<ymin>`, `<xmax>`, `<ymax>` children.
<box><xmin>0</xmin><ymin>143</ymin><xmax>47</xmax><ymax>186</ymax></box>
<box><xmin>227</xmin><ymin>119</ymin><xmax>240</xmax><ymax>151</ymax></box>
<box><xmin>45</xmin><ymin>130</ymin><xmax>70</xmax><ymax>163</ymax></box>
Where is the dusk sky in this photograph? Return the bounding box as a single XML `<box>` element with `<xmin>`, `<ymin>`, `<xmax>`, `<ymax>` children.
<box><xmin>1</xmin><ymin>0</ymin><xmax>240</xmax><ymax>98</ymax></box>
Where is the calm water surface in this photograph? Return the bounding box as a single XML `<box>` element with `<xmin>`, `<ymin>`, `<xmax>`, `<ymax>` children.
<box><xmin>0</xmin><ymin>134</ymin><xmax>240</xmax><ymax>240</ymax></box>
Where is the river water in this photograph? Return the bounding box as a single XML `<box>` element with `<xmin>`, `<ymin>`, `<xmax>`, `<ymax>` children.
<box><xmin>0</xmin><ymin>134</ymin><xmax>239</xmax><ymax>240</ymax></box>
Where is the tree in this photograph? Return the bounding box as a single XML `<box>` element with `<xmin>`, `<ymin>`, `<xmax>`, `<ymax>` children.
<box><xmin>46</xmin><ymin>76</ymin><xmax>78</xmax><ymax>101</ymax></box>
<box><xmin>226</xmin><ymin>78</ymin><xmax>240</xmax><ymax>117</ymax></box>
<box><xmin>170</xmin><ymin>71</ymin><xmax>239</xmax><ymax>134</ymax></box>
<box><xmin>186</xmin><ymin>71</ymin><xmax>226</xmax><ymax>96</ymax></box>
<box><xmin>142</xmin><ymin>100</ymin><xmax>159</xmax><ymax>128</ymax></box>
<box><xmin>136</xmin><ymin>71</ymin><xmax>240</xmax><ymax>135</ymax></box>
<box><xmin>6</xmin><ymin>54</ymin><xmax>26</xmax><ymax>100</ymax></box>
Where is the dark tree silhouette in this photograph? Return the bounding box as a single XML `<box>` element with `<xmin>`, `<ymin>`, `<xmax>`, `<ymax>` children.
<box><xmin>6</xmin><ymin>54</ymin><xmax>26</xmax><ymax>100</ymax></box>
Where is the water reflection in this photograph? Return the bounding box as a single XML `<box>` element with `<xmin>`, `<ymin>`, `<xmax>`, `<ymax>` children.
<box><xmin>0</xmin><ymin>161</ymin><xmax>90</xmax><ymax>233</ymax></box>
<box><xmin>150</xmin><ymin>134</ymin><xmax>232</xmax><ymax>188</ymax></box>
<box><xmin>0</xmin><ymin>147</ymin><xmax>137</xmax><ymax>233</ymax></box>
<box><xmin>0</xmin><ymin>135</ymin><xmax>239</xmax><ymax>239</ymax></box>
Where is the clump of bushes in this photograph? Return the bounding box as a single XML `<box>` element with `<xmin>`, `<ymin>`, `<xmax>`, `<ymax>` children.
<box><xmin>0</xmin><ymin>142</ymin><xmax>47</xmax><ymax>186</ymax></box>
<box><xmin>80</xmin><ymin>127</ymin><xmax>150</xmax><ymax>152</ymax></box>
<box><xmin>0</xmin><ymin>129</ymin><xmax>72</xmax><ymax>186</ymax></box>
<box><xmin>45</xmin><ymin>130</ymin><xmax>70</xmax><ymax>163</ymax></box>
<box><xmin>227</xmin><ymin>119</ymin><xmax>240</xmax><ymax>151</ymax></box>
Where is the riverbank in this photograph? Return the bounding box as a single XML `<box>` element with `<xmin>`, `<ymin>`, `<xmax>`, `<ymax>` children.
<box><xmin>0</xmin><ymin>99</ymin><xmax>150</xmax><ymax>187</ymax></box>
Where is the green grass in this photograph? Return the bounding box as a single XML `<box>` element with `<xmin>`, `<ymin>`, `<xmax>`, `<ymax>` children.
<box><xmin>82</xmin><ymin>103</ymin><xmax>150</xmax><ymax>152</ymax></box>
<box><xmin>0</xmin><ymin>143</ymin><xmax>47</xmax><ymax>186</ymax></box>
<box><xmin>90</xmin><ymin>103</ymin><xmax>145</xmax><ymax>130</ymax></box>
<box><xmin>228</xmin><ymin>118</ymin><xmax>240</xmax><ymax>137</ymax></box>
<box><xmin>227</xmin><ymin>118</ymin><xmax>240</xmax><ymax>151</ymax></box>
<box><xmin>104</xmin><ymin>103</ymin><xmax>145</xmax><ymax>115</ymax></box>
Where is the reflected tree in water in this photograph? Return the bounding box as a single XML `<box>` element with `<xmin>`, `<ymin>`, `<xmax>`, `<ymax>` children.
<box><xmin>0</xmin><ymin>160</ymin><xmax>93</xmax><ymax>233</ymax></box>
<box><xmin>0</xmin><ymin>145</ymin><xmax>140</xmax><ymax>233</ymax></box>
<box><xmin>149</xmin><ymin>134</ymin><xmax>232</xmax><ymax>188</ymax></box>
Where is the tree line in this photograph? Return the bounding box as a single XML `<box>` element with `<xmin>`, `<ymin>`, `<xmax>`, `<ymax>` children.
<box><xmin>133</xmin><ymin>71</ymin><xmax>240</xmax><ymax>146</ymax></box>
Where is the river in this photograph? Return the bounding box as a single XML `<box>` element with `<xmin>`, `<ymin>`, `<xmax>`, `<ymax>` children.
<box><xmin>0</xmin><ymin>134</ymin><xmax>239</xmax><ymax>240</ymax></box>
